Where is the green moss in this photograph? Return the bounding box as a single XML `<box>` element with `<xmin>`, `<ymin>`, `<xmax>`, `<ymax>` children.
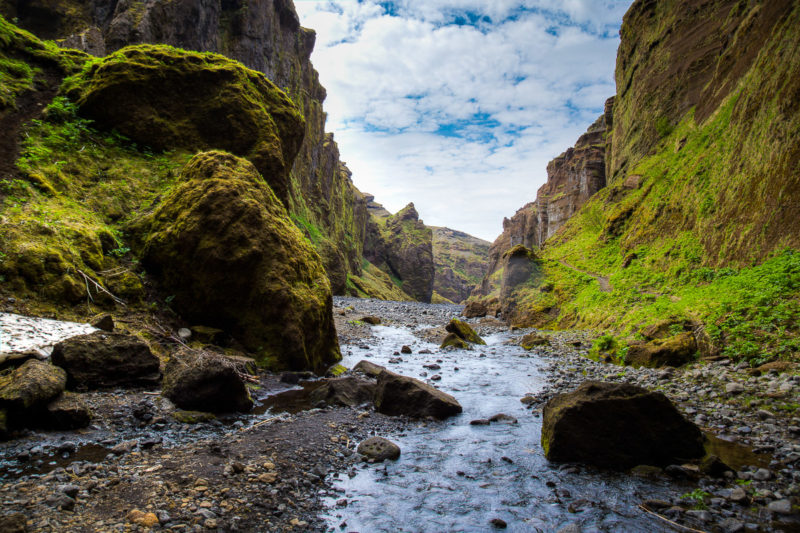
<box><xmin>171</xmin><ymin>410</ymin><xmax>216</xmax><ymax>424</ymax></box>
<box><xmin>347</xmin><ymin>260</ymin><xmax>414</xmax><ymax>301</ymax></box>
<box><xmin>445</xmin><ymin>318</ymin><xmax>486</xmax><ymax>345</ymax></box>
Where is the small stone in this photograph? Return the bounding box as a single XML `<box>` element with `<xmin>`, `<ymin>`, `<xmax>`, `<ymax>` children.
<box><xmin>725</xmin><ymin>382</ymin><xmax>744</xmax><ymax>394</ymax></box>
<box><xmin>58</xmin><ymin>484</ymin><xmax>80</xmax><ymax>498</ymax></box>
<box><xmin>470</xmin><ymin>419</ymin><xmax>490</xmax><ymax>426</ymax></box>
<box><xmin>400</xmin><ymin>345</ymin><xmax>412</xmax><ymax>354</ymax></box>
<box><xmin>685</xmin><ymin>510</ymin><xmax>712</xmax><ymax>522</ymax></box>
<box><xmin>90</xmin><ymin>314</ymin><xmax>114</xmax><ymax>332</ymax></box>
<box><xmin>720</xmin><ymin>518</ymin><xmax>745</xmax><ymax>533</ymax></box>
<box><xmin>753</xmin><ymin>468</ymin><xmax>772</xmax><ymax>481</ymax></box>
<box><xmin>490</xmin><ymin>518</ymin><xmax>507</xmax><ymax>529</ymax></box>
<box><xmin>46</xmin><ymin>493</ymin><xmax>75</xmax><ymax>511</ymax></box>
<box><xmin>357</xmin><ymin>436</ymin><xmax>401</xmax><ymax>462</ymax></box>
<box><xmin>431</xmin><ymin>374</ymin><xmax>442</xmax><ymax>381</ymax></box>
<box><xmin>178</xmin><ymin>328</ymin><xmax>192</xmax><ymax>340</ymax></box>
<box><xmin>728</xmin><ymin>487</ymin><xmax>748</xmax><ymax>503</ymax></box>
<box><xmin>767</xmin><ymin>499</ymin><xmax>793</xmax><ymax>514</ymax></box>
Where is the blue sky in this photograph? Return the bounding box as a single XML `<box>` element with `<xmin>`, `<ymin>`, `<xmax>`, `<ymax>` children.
<box><xmin>294</xmin><ymin>0</ymin><xmax>634</xmax><ymax>241</ymax></box>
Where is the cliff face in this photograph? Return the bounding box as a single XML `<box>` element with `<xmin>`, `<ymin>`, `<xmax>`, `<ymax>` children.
<box><xmin>0</xmin><ymin>0</ymin><xmax>367</xmax><ymax>293</ymax></box>
<box><xmin>431</xmin><ymin>227</ymin><xmax>490</xmax><ymax>304</ymax></box>
<box><xmin>469</xmin><ymin>0</ymin><xmax>800</xmax><ymax>365</ymax></box>
<box><xmin>363</xmin><ymin>203</ymin><xmax>435</xmax><ymax>303</ymax></box>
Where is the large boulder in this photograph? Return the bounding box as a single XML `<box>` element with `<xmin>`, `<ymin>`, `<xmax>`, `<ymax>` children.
<box><xmin>63</xmin><ymin>44</ymin><xmax>304</xmax><ymax>204</ymax></box>
<box><xmin>162</xmin><ymin>349</ymin><xmax>253</xmax><ymax>413</ymax></box>
<box><xmin>131</xmin><ymin>151</ymin><xmax>341</xmax><ymax>373</ymax></box>
<box><xmin>51</xmin><ymin>332</ymin><xmax>160</xmax><ymax>389</ymax></box>
<box><xmin>462</xmin><ymin>301</ymin><xmax>488</xmax><ymax>318</ymax></box>
<box><xmin>309</xmin><ymin>377</ymin><xmax>375</xmax><ymax>407</ymax></box>
<box><xmin>374</xmin><ymin>370</ymin><xmax>462</xmax><ymax>419</ymax></box>
<box><xmin>625</xmin><ymin>333</ymin><xmax>697</xmax><ymax>368</ymax></box>
<box><xmin>444</xmin><ymin>318</ymin><xmax>485</xmax><ymax>345</ymax></box>
<box><xmin>542</xmin><ymin>381</ymin><xmax>705</xmax><ymax>470</ymax></box>
<box><xmin>0</xmin><ymin>359</ymin><xmax>66</xmax><ymax>411</ymax></box>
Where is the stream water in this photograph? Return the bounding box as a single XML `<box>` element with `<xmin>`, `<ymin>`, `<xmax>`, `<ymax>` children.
<box><xmin>323</xmin><ymin>324</ymin><xmax>679</xmax><ymax>532</ymax></box>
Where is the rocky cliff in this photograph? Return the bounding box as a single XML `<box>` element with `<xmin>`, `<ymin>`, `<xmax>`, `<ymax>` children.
<box><xmin>0</xmin><ymin>0</ymin><xmax>367</xmax><ymax>293</ymax></box>
<box><xmin>470</xmin><ymin>0</ymin><xmax>800</xmax><ymax>365</ymax></box>
<box><xmin>431</xmin><ymin>227</ymin><xmax>490</xmax><ymax>304</ymax></box>
<box><xmin>362</xmin><ymin>203</ymin><xmax>435</xmax><ymax>303</ymax></box>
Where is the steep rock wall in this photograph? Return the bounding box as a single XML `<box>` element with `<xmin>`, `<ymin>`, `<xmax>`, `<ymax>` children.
<box><xmin>0</xmin><ymin>0</ymin><xmax>367</xmax><ymax>293</ymax></box>
<box><xmin>431</xmin><ymin>227</ymin><xmax>490</xmax><ymax>304</ymax></box>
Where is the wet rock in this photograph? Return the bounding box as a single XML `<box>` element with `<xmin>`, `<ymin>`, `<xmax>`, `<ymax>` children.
<box><xmin>489</xmin><ymin>413</ymin><xmax>518</xmax><ymax>424</ymax></box>
<box><xmin>309</xmin><ymin>377</ymin><xmax>376</xmax><ymax>407</ymax></box>
<box><xmin>699</xmin><ymin>454</ymin><xmax>733</xmax><ymax>477</ymax></box>
<box><xmin>440</xmin><ymin>333</ymin><xmax>470</xmax><ymax>350</ymax></box>
<box><xmin>444</xmin><ymin>318</ymin><xmax>486</xmax><ymax>345</ymax></box>
<box><xmin>353</xmin><ymin>360</ymin><xmax>386</xmax><ymax>378</ymax></box>
<box><xmin>490</xmin><ymin>518</ymin><xmax>508</xmax><ymax>529</ymax></box>
<box><xmin>520</xmin><ymin>333</ymin><xmax>550</xmax><ymax>349</ymax></box>
<box><xmin>361</xmin><ymin>316</ymin><xmax>381</xmax><ymax>325</ymax></box>
<box><xmin>625</xmin><ymin>333</ymin><xmax>697</xmax><ymax>368</ymax></box>
<box><xmin>374</xmin><ymin>370</ymin><xmax>462</xmax><ymax>419</ymax></box>
<box><xmin>0</xmin><ymin>359</ymin><xmax>66</xmax><ymax>411</ymax></box>
<box><xmin>51</xmin><ymin>332</ymin><xmax>160</xmax><ymax>389</ymax></box>
<box><xmin>357</xmin><ymin>436</ymin><xmax>400</xmax><ymax>461</ymax></box>
<box><xmin>400</xmin><ymin>345</ymin><xmax>412</xmax><ymax>354</ymax></box>
<box><xmin>541</xmin><ymin>381</ymin><xmax>705</xmax><ymax>469</ymax></box>
<box><xmin>90</xmin><ymin>313</ymin><xmax>114</xmax><ymax>332</ymax></box>
<box><xmin>42</xmin><ymin>392</ymin><xmax>92</xmax><ymax>429</ymax></box>
<box><xmin>0</xmin><ymin>512</ymin><xmax>27</xmax><ymax>532</ymax></box>
<box><xmin>162</xmin><ymin>349</ymin><xmax>253</xmax><ymax>413</ymax></box>
<box><xmin>470</xmin><ymin>419</ymin><xmax>491</xmax><ymax>425</ymax></box>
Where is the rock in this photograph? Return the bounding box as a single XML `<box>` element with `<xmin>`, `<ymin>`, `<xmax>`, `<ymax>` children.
<box><xmin>489</xmin><ymin>413</ymin><xmax>518</xmax><ymax>424</ymax></box>
<box><xmin>46</xmin><ymin>493</ymin><xmax>75</xmax><ymax>511</ymax></box>
<box><xmin>374</xmin><ymin>370</ymin><xmax>462</xmax><ymax>419</ymax></box>
<box><xmin>171</xmin><ymin>410</ymin><xmax>216</xmax><ymax>424</ymax></box>
<box><xmin>462</xmin><ymin>301</ymin><xmax>488</xmax><ymax>318</ymax></box>
<box><xmin>752</xmin><ymin>468</ymin><xmax>772</xmax><ymax>481</ymax></box>
<box><xmin>440</xmin><ymin>333</ymin><xmax>470</xmax><ymax>350</ymax></box>
<box><xmin>728</xmin><ymin>487</ymin><xmax>748</xmax><ymax>503</ymax></box>
<box><xmin>90</xmin><ymin>314</ymin><xmax>114</xmax><ymax>332</ymax></box>
<box><xmin>130</xmin><ymin>151</ymin><xmax>340</xmax><ymax>373</ymax></box>
<box><xmin>0</xmin><ymin>512</ymin><xmax>27</xmax><ymax>532</ymax></box>
<box><xmin>126</xmin><ymin>509</ymin><xmax>160</xmax><ymax>528</ymax></box>
<box><xmin>756</xmin><ymin>361</ymin><xmax>792</xmax><ymax>374</ymax></box>
<box><xmin>490</xmin><ymin>518</ymin><xmax>508</xmax><ymax>529</ymax></box>
<box><xmin>767</xmin><ymin>499</ymin><xmax>793</xmax><ymax>514</ymax></box>
<box><xmin>51</xmin><ymin>332</ymin><xmax>160</xmax><ymax>389</ymax></box>
<box><xmin>177</xmin><ymin>328</ymin><xmax>192</xmax><ymax>341</ymax></box>
<box><xmin>58</xmin><ymin>484</ymin><xmax>80</xmax><ymax>498</ymax></box>
<box><xmin>361</xmin><ymin>316</ymin><xmax>381</xmax><ymax>325</ymax></box>
<box><xmin>719</xmin><ymin>518</ymin><xmax>745</xmax><ymax>533</ymax></box>
<box><xmin>352</xmin><ymin>360</ymin><xmax>386</xmax><ymax>378</ymax></box>
<box><xmin>445</xmin><ymin>319</ymin><xmax>486</xmax><ymax>345</ymax></box>
<box><xmin>0</xmin><ymin>359</ymin><xmax>66</xmax><ymax>411</ymax></box>
<box><xmin>356</xmin><ymin>436</ymin><xmax>401</xmax><ymax>461</ymax></box>
<box><xmin>520</xmin><ymin>333</ymin><xmax>550</xmax><ymax>349</ymax></box>
<box><xmin>726</xmin><ymin>382</ymin><xmax>745</xmax><ymax>394</ymax></box>
<box><xmin>112</xmin><ymin>440</ymin><xmax>137</xmax><ymax>455</ymax></box>
<box><xmin>400</xmin><ymin>345</ymin><xmax>412</xmax><ymax>354</ymax></box>
<box><xmin>625</xmin><ymin>333</ymin><xmax>697</xmax><ymax>368</ymax></box>
<box><xmin>309</xmin><ymin>377</ymin><xmax>376</xmax><ymax>407</ymax></box>
<box><xmin>42</xmin><ymin>392</ymin><xmax>92</xmax><ymax>429</ymax></box>
<box><xmin>541</xmin><ymin>381</ymin><xmax>705</xmax><ymax>469</ymax></box>
<box><xmin>699</xmin><ymin>454</ymin><xmax>733</xmax><ymax>477</ymax></box>
<box><xmin>162</xmin><ymin>348</ymin><xmax>253</xmax><ymax>413</ymax></box>
<box><xmin>556</xmin><ymin>525</ymin><xmax>582</xmax><ymax>533</ymax></box>
<box><xmin>470</xmin><ymin>419</ymin><xmax>490</xmax><ymax>426</ymax></box>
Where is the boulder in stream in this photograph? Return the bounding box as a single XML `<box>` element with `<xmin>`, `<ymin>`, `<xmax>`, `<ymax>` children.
<box><xmin>444</xmin><ymin>318</ymin><xmax>486</xmax><ymax>345</ymax></box>
<box><xmin>309</xmin><ymin>376</ymin><xmax>376</xmax><ymax>407</ymax></box>
<box><xmin>51</xmin><ymin>332</ymin><xmax>160</xmax><ymax>389</ymax></box>
<box><xmin>162</xmin><ymin>349</ymin><xmax>253</xmax><ymax>413</ymax></box>
<box><xmin>357</xmin><ymin>436</ymin><xmax>401</xmax><ymax>461</ymax></box>
<box><xmin>374</xmin><ymin>370</ymin><xmax>462</xmax><ymax>419</ymax></box>
<box><xmin>542</xmin><ymin>381</ymin><xmax>704</xmax><ymax>470</ymax></box>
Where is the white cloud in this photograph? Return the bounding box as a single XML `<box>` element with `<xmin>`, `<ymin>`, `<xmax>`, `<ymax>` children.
<box><xmin>294</xmin><ymin>0</ymin><xmax>633</xmax><ymax>241</ymax></box>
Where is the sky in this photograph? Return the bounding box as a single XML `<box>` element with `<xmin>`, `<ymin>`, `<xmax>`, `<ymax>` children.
<box><xmin>294</xmin><ymin>0</ymin><xmax>634</xmax><ymax>242</ymax></box>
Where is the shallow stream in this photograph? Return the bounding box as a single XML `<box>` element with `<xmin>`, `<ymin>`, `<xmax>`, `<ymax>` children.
<box><xmin>323</xmin><ymin>324</ymin><xmax>680</xmax><ymax>532</ymax></box>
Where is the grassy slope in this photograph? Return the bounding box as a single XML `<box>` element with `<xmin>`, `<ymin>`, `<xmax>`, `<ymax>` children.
<box><xmin>514</xmin><ymin>5</ymin><xmax>800</xmax><ymax>366</ymax></box>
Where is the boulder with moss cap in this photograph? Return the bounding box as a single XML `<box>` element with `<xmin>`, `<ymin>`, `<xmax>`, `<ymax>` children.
<box><xmin>131</xmin><ymin>151</ymin><xmax>340</xmax><ymax>372</ymax></box>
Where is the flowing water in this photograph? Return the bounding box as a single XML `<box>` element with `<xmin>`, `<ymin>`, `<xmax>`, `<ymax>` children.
<box><xmin>323</xmin><ymin>324</ymin><xmax>680</xmax><ymax>532</ymax></box>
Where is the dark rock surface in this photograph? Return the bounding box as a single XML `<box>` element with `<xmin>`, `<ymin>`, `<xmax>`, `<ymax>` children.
<box><xmin>374</xmin><ymin>370</ymin><xmax>462</xmax><ymax>419</ymax></box>
<box><xmin>162</xmin><ymin>349</ymin><xmax>253</xmax><ymax>413</ymax></box>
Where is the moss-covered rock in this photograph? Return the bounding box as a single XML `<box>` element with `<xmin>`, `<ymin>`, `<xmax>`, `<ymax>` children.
<box><xmin>625</xmin><ymin>332</ymin><xmax>697</xmax><ymax>368</ymax></box>
<box><xmin>63</xmin><ymin>44</ymin><xmax>305</xmax><ymax>204</ymax></box>
<box><xmin>444</xmin><ymin>318</ymin><xmax>486</xmax><ymax>345</ymax></box>
<box><xmin>171</xmin><ymin>410</ymin><xmax>216</xmax><ymax>424</ymax></box>
<box><xmin>0</xmin><ymin>359</ymin><xmax>66</xmax><ymax>411</ymax></box>
<box><xmin>132</xmin><ymin>151</ymin><xmax>340</xmax><ymax>372</ymax></box>
<box><xmin>440</xmin><ymin>332</ymin><xmax>470</xmax><ymax>350</ymax></box>
<box><xmin>520</xmin><ymin>333</ymin><xmax>550</xmax><ymax>350</ymax></box>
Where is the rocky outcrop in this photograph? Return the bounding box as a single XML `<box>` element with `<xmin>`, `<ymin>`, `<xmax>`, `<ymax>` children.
<box><xmin>542</xmin><ymin>381</ymin><xmax>705</xmax><ymax>470</ymax></box>
<box><xmin>51</xmin><ymin>332</ymin><xmax>160</xmax><ymax>389</ymax></box>
<box><xmin>363</xmin><ymin>203</ymin><xmax>435</xmax><ymax>302</ymax></box>
<box><xmin>64</xmin><ymin>44</ymin><xmax>305</xmax><ymax>204</ymax></box>
<box><xmin>132</xmin><ymin>151</ymin><xmax>341</xmax><ymax>372</ymax></box>
<box><xmin>431</xmin><ymin>227</ymin><xmax>490</xmax><ymax>304</ymax></box>
<box><xmin>374</xmin><ymin>370</ymin><xmax>462</xmax><ymax>419</ymax></box>
<box><xmin>0</xmin><ymin>0</ymin><xmax>368</xmax><ymax>292</ymax></box>
<box><xmin>162</xmin><ymin>349</ymin><xmax>253</xmax><ymax>413</ymax></box>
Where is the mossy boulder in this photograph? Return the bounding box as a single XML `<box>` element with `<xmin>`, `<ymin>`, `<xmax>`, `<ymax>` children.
<box><xmin>520</xmin><ymin>333</ymin><xmax>551</xmax><ymax>349</ymax></box>
<box><xmin>625</xmin><ymin>333</ymin><xmax>697</xmax><ymax>368</ymax></box>
<box><xmin>162</xmin><ymin>349</ymin><xmax>253</xmax><ymax>413</ymax></box>
<box><xmin>440</xmin><ymin>333</ymin><xmax>470</xmax><ymax>350</ymax></box>
<box><xmin>445</xmin><ymin>318</ymin><xmax>486</xmax><ymax>345</ymax></box>
<box><xmin>131</xmin><ymin>151</ymin><xmax>340</xmax><ymax>372</ymax></box>
<box><xmin>542</xmin><ymin>381</ymin><xmax>704</xmax><ymax>470</ymax></box>
<box><xmin>63</xmin><ymin>44</ymin><xmax>305</xmax><ymax>204</ymax></box>
<box><xmin>51</xmin><ymin>332</ymin><xmax>161</xmax><ymax>389</ymax></box>
<box><xmin>0</xmin><ymin>359</ymin><xmax>66</xmax><ymax>411</ymax></box>
<box><xmin>462</xmin><ymin>301</ymin><xmax>488</xmax><ymax>318</ymax></box>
